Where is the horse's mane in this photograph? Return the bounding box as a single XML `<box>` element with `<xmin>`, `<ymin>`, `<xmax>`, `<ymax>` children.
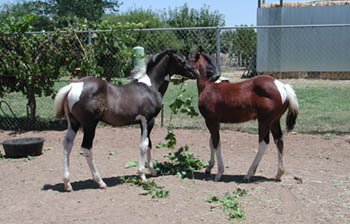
<box><xmin>146</xmin><ymin>49</ymin><xmax>176</xmax><ymax>74</ymax></box>
<box><xmin>200</xmin><ymin>52</ymin><xmax>220</xmax><ymax>82</ymax></box>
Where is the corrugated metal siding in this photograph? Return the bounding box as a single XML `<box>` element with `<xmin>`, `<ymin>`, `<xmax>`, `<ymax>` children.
<box><xmin>257</xmin><ymin>5</ymin><xmax>350</xmax><ymax>72</ymax></box>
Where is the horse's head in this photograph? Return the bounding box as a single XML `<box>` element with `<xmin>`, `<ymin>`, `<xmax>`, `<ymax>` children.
<box><xmin>189</xmin><ymin>47</ymin><xmax>220</xmax><ymax>82</ymax></box>
<box><xmin>165</xmin><ymin>48</ymin><xmax>199</xmax><ymax>79</ymax></box>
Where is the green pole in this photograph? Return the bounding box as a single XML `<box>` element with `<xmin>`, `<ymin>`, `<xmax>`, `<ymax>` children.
<box><xmin>131</xmin><ymin>46</ymin><xmax>146</xmax><ymax>78</ymax></box>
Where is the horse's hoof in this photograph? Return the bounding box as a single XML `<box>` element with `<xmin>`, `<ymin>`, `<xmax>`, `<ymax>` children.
<box><xmin>215</xmin><ymin>174</ymin><xmax>222</xmax><ymax>182</ymax></box>
<box><xmin>99</xmin><ymin>182</ymin><xmax>107</xmax><ymax>189</ymax></box>
<box><xmin>64</xmin><ymin>184</ymin><xmax>73</xmax><ymax>192</ymax></box>
<box><xmin>243</xmin><ymin>176</ymin><xmax>250</xmax><ymax>183</ymax></box>
<box><xmin>137</xmin><ymin>171</ymin><xmax>147</xmax><ymax>181</ymax></box>
<box><xmin>274</xmin><ymin>178</ymin><xmax>282</xmax><ymax>182</ymax></box>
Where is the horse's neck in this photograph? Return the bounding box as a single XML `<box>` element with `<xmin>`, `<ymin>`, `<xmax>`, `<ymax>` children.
<box><xmin>196</xmin><ymin>74</ymin><xmax>209</xmax><ymax>93</ymax></box>
<box><xmin>196</xmin><ymin>65</ymin><xmax>211</xmax><ymax>93</ymax></box>
<box><xmin>148</xmin><ymin>59</ymin><xmax>170</xmax><ymax>95</ymax></box>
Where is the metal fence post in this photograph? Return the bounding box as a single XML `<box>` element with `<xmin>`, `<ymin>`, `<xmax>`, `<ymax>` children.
<box><xmin>216</xmin><ymin>26</ymin><xmax>221</xmax><ymax>74</ymax></box>
<box><xmin>88</xmin><ymin>29</ymin><xmax>92</xmax><ymax>44</ymax></box>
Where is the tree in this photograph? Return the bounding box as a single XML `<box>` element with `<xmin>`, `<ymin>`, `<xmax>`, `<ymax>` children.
<box><xmin>165</xmin><ymin>4</ymin><xmax>225</xmax><ymax>55</ymax></box>
<box><xmin>49</xmin><ymin>0</ymin><xmax>122</xmax><ymax>22</ymax></box>
<box><xmin>103</xmin><ymin>8</ymin><xmax>181</xmax><ymax>54</ymax></box>
<box><xmin>221</xmin><ymin>26</ymin><xmax>256</xmax><ymax>67</ymax></box>
<box><xmin>0</xmin><ymin>14</ymin><xmax>63</xmax><ymax>120</ymax></box>
<box><xmin>0</xmin><ymin>0</ymin><xmax>123</xmax><ymax>30</ymax></box>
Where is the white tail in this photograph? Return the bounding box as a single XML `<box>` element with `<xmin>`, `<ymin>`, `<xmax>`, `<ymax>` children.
<box><xmin>284</xmin><ymin>84</ymin><xmax>299</xmax><ymax>114</ymax></box>
<box><xmin>284</xmin><ymin>84</ymin><xmax>299</xmax><ymax>131</ymax></box>
<box><xmin>54</xmin><ymin>84</ymin><xmax>73</xmax><ymax>118</ymax></box>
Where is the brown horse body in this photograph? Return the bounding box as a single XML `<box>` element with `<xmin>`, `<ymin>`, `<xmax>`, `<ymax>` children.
<box><xmin>190</xmin><ymin>48</ymin><xmax>299</xmax><ymax>182</ymax></box>
<box><xmin>55</xmin><ymin>49</ymin><xmax>198</xmax><ymax>191</ymax></box>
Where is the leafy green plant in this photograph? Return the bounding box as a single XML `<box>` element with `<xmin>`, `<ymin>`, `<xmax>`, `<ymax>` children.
<box><xmin>154</xmin><ymin>145</ymin><xmax>208</xmax><ymax>178</ymax></box>
<box><xmin>124</xmin><ymin>160</ymin><xmax>138</xmax><ymax>168</ymax></box>
<box><xmin>155</xmin><ymin>77</ymin><xmax>206</xmax><ymax>178</ymax></box>
<box><xmin>26</xmin><ymin>155</ymin><xmax>35</xmax><ymax>161</ymax></box>
<box><xmin>120</xmin><ymin>176</ymin><xmax>168</xmax><ymax>199</ymax></box>
<box><xmin>204</xmin><ymin>188</ymin><xmax>247</xmax><ymax>220</ymax></box>
<box><xmin>108</xmin><ymin>150</ymin><xmax>116</xmax><ymax>156</ymax></box>
<box><xmin>43</xmin><ymin>146</ymin><xmax>52</xmax><ymax>151</ymax></box>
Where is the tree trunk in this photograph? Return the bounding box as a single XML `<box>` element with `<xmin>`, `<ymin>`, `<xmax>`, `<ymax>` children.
<box><xmin>26</xmin><ymin>90</ymin><xmax>36</xmax><ymax>121</ymax></box>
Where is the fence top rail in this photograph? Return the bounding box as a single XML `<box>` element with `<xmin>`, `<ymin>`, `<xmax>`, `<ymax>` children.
<box><xmin>8</xmin><ymin>23</ymin><xmax>350</xmax><ymax>35</ymax></box>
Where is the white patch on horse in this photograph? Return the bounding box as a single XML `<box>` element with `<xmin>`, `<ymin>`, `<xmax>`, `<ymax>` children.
<box><xmin>215</xmin><ymin>76</ymin><xmax>230</xmax><ymax>84</ymax></box>
<box><xmin>67</xmin><ymin>82</ymin><xmax>84</xmax><ymax>111</ymax></box>
<box><xmin>164</xmin><ymin>74</ymin><xmax>170</xmax><ymax>82</ymax></box>
<box><xmin>137</xmin><ymin>74</ymin><xmax>152</xmax><ymax>87</ymax></box>
<box><xmin>274</xmin><ymin>80</ymin><xmax>287</xmax><ymax>104</ymax></box>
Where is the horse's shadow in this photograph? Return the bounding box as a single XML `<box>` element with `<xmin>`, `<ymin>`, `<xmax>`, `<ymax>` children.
<box><xmin>192</xmin><ymin>171</ymin><xmax>276</xmax><ymax>183</ymax></box>
<box><xmin>41</xmin><ymin>175</ymin><xmax>139</xmax><ymax>193</ymax></box>
<box><xmin>41</xmin><ymin>172</ymin><xmax>275</xmax><ymax>192</ymax></box>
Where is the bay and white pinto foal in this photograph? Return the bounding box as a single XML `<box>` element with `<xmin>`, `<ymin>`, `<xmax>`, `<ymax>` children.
<box><xmin>189</xmin><ymin>48</ymin><xmax>299</xmax><ymax>182</ymax></box>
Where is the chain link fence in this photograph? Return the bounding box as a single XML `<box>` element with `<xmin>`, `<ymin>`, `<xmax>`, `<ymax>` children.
<box><xmin>1</xmin><ymin>24</ymin><xmax>349</xmax><ymax>130</ymax></box>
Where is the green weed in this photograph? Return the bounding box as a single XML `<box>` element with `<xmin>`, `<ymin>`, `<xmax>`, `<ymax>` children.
<box><xmin>204</xmin><ymin>188</ymin><xmax>247</xmax><ymax>220</ymax></box>
<box><xmin>120</xmin><ymin>176</ymin><xmax>168</xmax><ymax>199</ymax></box>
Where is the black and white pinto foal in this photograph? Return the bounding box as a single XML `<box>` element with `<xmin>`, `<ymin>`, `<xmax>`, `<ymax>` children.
<box><xmin>54</xmin><ymin>49</ymin><xmax>199</xmax><ymax>191</ymax></box>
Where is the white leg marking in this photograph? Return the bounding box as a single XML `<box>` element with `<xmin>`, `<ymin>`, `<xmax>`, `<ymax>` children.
<box><xmin>67</xmin><ymin>82</ymin><xmax>84</xmax><ymax>111</ymax></box>
<box><xmin>215</xmin><ymin>140</ymin><xmax>224</xmax><ymax>182</ymax></box>
<box><xmin>275</xmin><ymin>139</ymin><xmax>285</xmax><ymax>181</ymax></box>
<box><xmin>146</xmin><ymin>142</ymin><xmax>156</xmax><ymax>176</ymax></box>
<box><xmin>63</xmin><ymin>123</ymin><xmax>76</xmax><ymax>192</ymax></box>
<box><xmin>82</xmin><ymin>147</ymin><xmax>107</xmax><ymax>189</ymax></box>
<box><xmin>245</xmin><ymin>140</ymin><xmax>268</xmax><ymax>181</ymax></box>
<box><xmin>205</xmin><ymin>136</ymin><xmax>215</xmax><ymax>174</ymax></box>
<box><xmin>138</xmin><ymin>137</ymin><xmax>149</xmax><ymax>181</ymax></box>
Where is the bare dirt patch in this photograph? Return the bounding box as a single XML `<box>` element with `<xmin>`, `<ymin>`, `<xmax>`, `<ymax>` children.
<box><xmin>1</xmin><ymin>127</ymin><xmax>349</xmax><ymax>223</ymax></box>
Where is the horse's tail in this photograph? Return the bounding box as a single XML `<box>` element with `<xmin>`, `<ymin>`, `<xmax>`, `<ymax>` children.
<box><xmin>54</xmin><ymin>84</ymin><xmax>72</xmax><ymax>119</ymax></box>
<box><xmin>284</xmin><ymin>84</ymin><xmax>299</xmax><ymax>132</ymax></box>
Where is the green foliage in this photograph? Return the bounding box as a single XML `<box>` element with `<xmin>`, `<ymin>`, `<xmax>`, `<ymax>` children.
<box><xmin>204</xmin><ymin>188</ymin><xmax>248</xmax><ymax>220</ymax></box>
<box><xmin>0</xmin><ymin>14</ymin><xmax>137</xmax><ymax>119</ymax></box>
<box><xmin>124</xmin><ymin>160</ymin><xmax>138</xmax><ymax>169</ymax></box>
<box><xmin>0</xmin><ymin>14</ymin><xmax>64</xmax><ymax>119</ymax></box>
<box><xmin>43</xmin><ymin>146</ymin><xmax>52</xmax><ymax>151</ymax></box>
<box><xmin>155</xmin><ymin>78</ymin><xmax>206</xmax><ymax>179</ymax></box>
<box><xmin>166</xmin><ymin>4</ymin><xmax>224</xmax><ymax>27</ymax></box>
<box><xmin>52</xmin><ymin>0</ymin><xmax>122</xmax><ymax>22</ymax></box>
<box><xmin>120</xmin><ymin>176</ymin><xmax>169</xmax><ymax>199</ymax></box>
<box><xmin>221</xmin><ymin>27</ymin><xmax>256</xmax><ymax>67</ymax></box>
<box><xmin>154</xmin><ymin>145</ymin><xmax>208</xmax><ymax>179</ymax></box>
<box><xmin>166</xmin><ymin>4</ymin><xmax>225</xmax><ymax>54</ymax></box>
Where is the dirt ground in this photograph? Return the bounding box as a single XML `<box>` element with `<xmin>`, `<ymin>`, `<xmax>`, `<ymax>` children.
<box><xmin>0</xmin><ymin>127</ymin><xmax>349</xmax><ymax>224</ymax></box>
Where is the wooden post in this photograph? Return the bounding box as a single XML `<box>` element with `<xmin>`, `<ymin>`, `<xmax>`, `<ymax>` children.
<box><xmin>280</xmin><ymin>0</ymin><xmax>283</xmax><ymax>7</ymax></box>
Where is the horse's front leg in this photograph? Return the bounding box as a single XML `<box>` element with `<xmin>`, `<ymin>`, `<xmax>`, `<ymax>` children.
<box><xmin>205</xmin><ymin>136</ymin><xmax>215</xmax><ymax>174</ymax></box>
<box><xmin>206</xmin><ymin>120</ymin><xmax>223</xmax><ymax>181</ymax></box>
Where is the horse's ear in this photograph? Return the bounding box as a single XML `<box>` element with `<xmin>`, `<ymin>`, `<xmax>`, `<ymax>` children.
<box><xmin>195</xmin><ymin>46</ymin><xmax>202</xmax><ymax>60</ymax></box>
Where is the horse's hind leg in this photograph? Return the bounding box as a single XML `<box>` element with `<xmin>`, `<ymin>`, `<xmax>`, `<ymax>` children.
<box><xmin>63</xmin><ymin>120</ymin><xmax>78</xmax><ymax>192</ymax></box>
<box><xmin>244</xmin><ymin>122</ymin><xmax>270</xmax><ymax>182</ymax></box>
<box><xmin>206</xmin><ymin>120</ymin><xmax>223</xmax><ymax>181</ymax></box>
<box><xmin>82</xmin><ymin>123</ymin><xmax>107</xmax><ymax>189</ymax></box>
<box><xmin>146</xmin><ymin>118</ymin><xmax>156</xmax><ymax>177</ymax></box>
<box><xmin>137</xmin><ymin>117</ymin><xmax>151</xmax><ymax>181</ymax></box>
<box><xmin>271</xmin><ymin>121</ymin><xmax>284</xmax><ymax>181</ymax></box>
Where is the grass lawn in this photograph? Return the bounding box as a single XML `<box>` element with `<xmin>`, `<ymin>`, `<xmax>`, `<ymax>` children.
<box><xmin>1</xmin><ymin>78</ymin><xmax>350</xmax><ymax>135</ymax></box>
